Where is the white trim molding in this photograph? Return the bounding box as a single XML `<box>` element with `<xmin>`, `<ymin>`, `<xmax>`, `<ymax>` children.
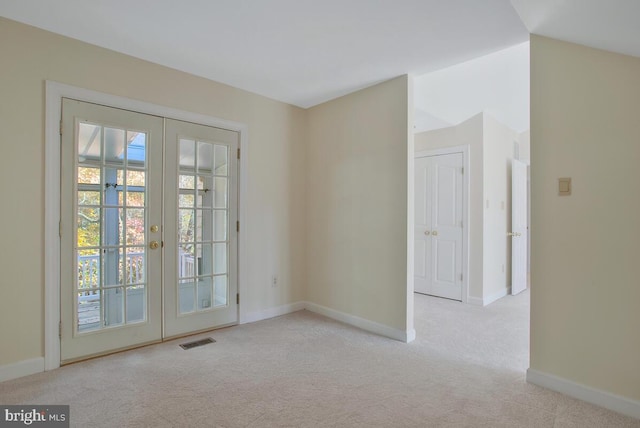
<box><xmin>467</xmin><ymin>296</ymin><xmax>484</xmax><ymax>306</ymax></box>
<box><xmin>467</xmin><ymin>287</ymin><xmax>511</xmax><ymax>306</ymax></box>
<box><xmin>305</xmin><ymin>302</ymin><xmax>416</xmax><ymax>343</ymax></box>
<box><xmin>484</xmin><ymin>287</ymin><xmax>510</xmax><ymax>306</ymax></box>
<box><xmin>0</xmin><ymin>358</ymin><xmax>44</xmax><ymax>383</ymax></box>
<box><xmin>240</xmin><ymin>302</ymin><xmax>306</xmax><ymax>325</ymax></box>
<box><xmin>527</xmin><ymin>368</ymin><xmax>640</xmax><ymax>420</ymax></box>
<box><xmin>241</xmin><ymin>300</ymin><xmax>416</xmax><ymax>343</ymax></box>
<box><xmin>45</xmin><ymin>81</ymin><xmax>249</xmax><ymax>371</ymax></box>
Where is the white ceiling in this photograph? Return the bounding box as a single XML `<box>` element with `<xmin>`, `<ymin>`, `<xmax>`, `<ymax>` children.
<box><xmin>0</xmin><ymin>1</ymin><xmax>637</xmax><ymax>109</ymax></box>
<box><xmin>0</xmin><ymin>0</ymin><xmax>528</xmax><ymax>107</ymax></box>
<box><xmin>510</xmin><ymin>0</ymin><xmax>640</xmax><ymax>59</ymax></box>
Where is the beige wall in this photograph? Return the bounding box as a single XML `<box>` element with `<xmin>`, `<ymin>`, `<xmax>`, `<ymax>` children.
<box><xmin>414</xmin><ymin>126</ymin><xmax>457</xmax><ymax>151</ymax></box>
<box><xmin>0</xmin><ymin>18</ymin><xmax>307</xmax><ymax>366</ymax></box>
<box><xmin>482</xmin><ymin>114</ymin><xmax>517</xmax><ymax>297</ymax></box>
<box><xmin>531</xmin><ymin>35</ymin><xmax>640</xmax><ymax>401</ymax></box>
<box><xmin>306</xmin><ymin>76</ymin><xmax>411</xmax><ymax>332</ymax></box>
<box><xmin>414</xmin><ymin>114</ymin><xmax>484</xmax><ymax>299</ymax></box>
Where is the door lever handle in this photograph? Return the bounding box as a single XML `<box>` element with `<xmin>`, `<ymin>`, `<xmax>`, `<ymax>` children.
<box><xmin>508</xmin><ymin>232</ymin><xmax>521</xmax><ymax>237</ymax></box>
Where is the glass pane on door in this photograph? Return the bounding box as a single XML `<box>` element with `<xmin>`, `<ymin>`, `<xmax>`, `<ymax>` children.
<box><xmin>75</xmin><ymin>122</ymin><xmax>149</xmax><ymax>333</ymax></box>
<box><xmin>177</xmin><ymin>140</ymin><xmax>229</xmax><ymax>313</ymax></box>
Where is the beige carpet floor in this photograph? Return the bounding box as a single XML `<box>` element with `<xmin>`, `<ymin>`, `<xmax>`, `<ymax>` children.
<box><xmin>1</xmin><ymin>290</ymin><xmax>638</xmax><ymax>427</ymax></box>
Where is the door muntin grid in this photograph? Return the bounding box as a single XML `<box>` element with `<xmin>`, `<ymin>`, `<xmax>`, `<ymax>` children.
<box><xmin>74</xmin><ymin>120</ymin><xmax>149</xmax><ymax>333</ymax></box>
<box><xmin>177</xmin><ymin>139</ymin><xmax>229</xmax><ymax>314</ymax></box>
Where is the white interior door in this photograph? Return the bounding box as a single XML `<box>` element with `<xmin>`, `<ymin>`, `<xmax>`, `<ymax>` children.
<box><xmin>511</xmin><ymin>159</ymin><xmax>528</xmax><ymax>295</ymax></box>
<box><xmin>414</xmin><ymin>153</ymin><xmax>464</xmax><ymax>301</ymax></box>
<box><xmin>61</xmin><ymin>99</ymin><xmax>164</xmax><ymax>362</ymax></box>
<box><xmin>61</xmin><ymin>100</ymin><xmax>239</xmax><ymax>362</ymax></box>
<box><xmin>163</xmin><ymin>119</ymin><xmax>239</xmax><ymax>338</ymax></box>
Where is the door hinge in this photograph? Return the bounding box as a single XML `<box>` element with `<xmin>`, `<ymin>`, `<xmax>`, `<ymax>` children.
<box><xmin>460</xmin><ymin>273</ymin><xmax>463</xmax><ymax>282</ymax></box>
<box><xmin>59</xmin><ymin>321</ymin><xmax>62</xmax><ymax>339</ymax></box>
<box><xmin>236</xmin><ymin>293</ymin><xmax>239</xmax><ymax>305</ymax></box>
<box><xmin>59</xmin><ymin>220</ymin><xmax>62</xmax><ymax>238</ymax></box>
<box><xmin>461</xmin><ymin>167</ymin><xmax>464</xmax><ymax>175</ymax></box>
<box><xmin>59</xmin><ymin>119</ymin><xmax>63</xmax><ymax>136</ymax></box>
<box><xmin>237</xmin><ymin>148</ymin><xmax>240</xmax><ymax>160</ymax></box>
<box><xmin>236</xmin><ymin>221</ymin><xmax>240</xmax><ymax>233</ymax></box>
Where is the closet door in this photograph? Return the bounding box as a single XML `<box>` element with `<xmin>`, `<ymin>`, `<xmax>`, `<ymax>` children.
<box><xmin>414</xmin><ymin>153</ymin><xmax>463</xmax><ymax>301</ymax></box>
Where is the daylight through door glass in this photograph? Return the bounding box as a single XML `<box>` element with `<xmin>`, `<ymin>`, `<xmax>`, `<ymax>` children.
<box><xmin>177</xmin><ymin>139</ymin><xmax>229</xmax><ymax>314</ymax></box>
<box><xmin>75</xmin><ymin>121</ymin><xmax>148</xmax><ymax>332</ymax></box>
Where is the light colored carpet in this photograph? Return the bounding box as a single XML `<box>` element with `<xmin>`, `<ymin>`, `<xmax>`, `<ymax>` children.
<box><xmin>1</xmin><ymin>290</ymin><xmax>638</xmax><ymax>427</ymax></box>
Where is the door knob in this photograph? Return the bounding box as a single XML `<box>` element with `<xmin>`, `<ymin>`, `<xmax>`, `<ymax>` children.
<box><xmin>432</xmin><ymin>230</ymin><xmax>438</xmax><ymax>236</ymax></box>
<box><xmin>149</xmin><ymin>241</ymin><xmax>160</xmax><ymax>250</ymax></box>
<box><xmin>150</xmin><ymin>225</ymin><xmax>159</xmax><ymax>233</ymax></box>
<box><xmin>424</xmin><ymin>230</ymin><xmax>431</xmax><ymax>236</ymax></box>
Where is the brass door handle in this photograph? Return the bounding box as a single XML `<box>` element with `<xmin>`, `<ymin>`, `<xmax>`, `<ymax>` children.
<box><xmin>149</xmin><ymin>241</ymin><xmax>160</xmax><ymax>250</ymax></box>
<box><xmin>432</xmin><ymin>230</ymin><xmax>438</xmax><ymax>236</ymax></box>
<box><xmin>508</xmin><ymin>232</ymin><xmax>522</xmax><ymax>237</ymax></box>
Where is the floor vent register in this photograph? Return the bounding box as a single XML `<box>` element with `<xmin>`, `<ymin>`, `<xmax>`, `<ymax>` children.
<box><xmin>179</xmin><ymin>337</ymin><xmax>216</xmax><ymax>350</ymax></box>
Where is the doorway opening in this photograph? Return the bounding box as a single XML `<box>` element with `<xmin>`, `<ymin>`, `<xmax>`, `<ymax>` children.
<box><xmin>410</xmin><ymin>41</ymin><xmax>531</xmax><ymax>371</ymax></box>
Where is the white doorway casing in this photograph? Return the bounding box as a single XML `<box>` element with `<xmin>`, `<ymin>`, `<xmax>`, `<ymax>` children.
<box><xmin>413</xmin><ymin>145</ymin><xmax>469</xmax><ymax>303</ymax></box>
<box><xmin>44</xmin><ymin>81</ymin><xmax>249</xmax><ymax>370</ymax></box>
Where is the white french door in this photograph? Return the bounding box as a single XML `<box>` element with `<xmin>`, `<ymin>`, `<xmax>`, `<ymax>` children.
<box><xmin>414</xmin><ymin>153</ymin><xmax>464</xmax><ymax>301</ymax></box>
<box><xmin>60</xmin><ymin>99</ymin><xmax>238</xmax><ymax>363</ymax></box>
<box><xmin>163</xmin><ymin>119</ymin><xmax>238</xmax><ymax>338</ymax></box>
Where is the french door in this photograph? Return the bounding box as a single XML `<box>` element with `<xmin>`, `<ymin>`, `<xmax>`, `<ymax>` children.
<box><xmin>414</xmin><ymin>153</ymin><xmax>464</xmax><ymax>301</ymax></box>
<box><xmin>60</xmin><ymin>99</ymin><xmax>238</xmax><ymax>363</ymax></box>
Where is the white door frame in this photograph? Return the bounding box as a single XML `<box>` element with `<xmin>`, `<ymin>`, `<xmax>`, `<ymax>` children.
<box><xmin>414</xmin><ymin>144</ymin><xmax>469</xmax><ymax>303</ymax></box>
<box><xmin>44</xmin><ymin>81</ymin><xmax>249</xmax><ymax>370</ymax></box>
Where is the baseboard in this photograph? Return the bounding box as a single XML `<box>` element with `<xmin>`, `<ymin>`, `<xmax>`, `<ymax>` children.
<box><xmin>0</xmin><ymin>357</ymin><xmax>44</xmax><ymax>383</ymax></box>
<box><xmin>483</xmin><ymin>287</ymin><xmax>510</xmax><ymax>306</ymax></box>
<box><xmin>240</xmin><ymin>301</ymin><xmax>306</xmax><ymax>324</ymax></box>
<box><xmin>304</xmin><ymin>301</ymin><xmax>415</xmax><ymax>343</ymax></box>
<box><xmin>527</xmin><ymin>368</ymin><xmax>640</xmax><ymax>420</ymax></box>
<box><xmin>468</xmin><ymin>287</ymin><xmax>511</xmax><ymax>307</ymax></box>
<box><xmin>467</xmin><ymin>296</ymin><xmax>484</xmax><ymax>306</ymax></box>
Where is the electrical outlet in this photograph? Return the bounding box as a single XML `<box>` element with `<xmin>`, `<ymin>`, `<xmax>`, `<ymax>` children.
<box><xmin>271</xmin><ymin>275</ymin><xmax>278</xmax><ymax>287</ymax></box>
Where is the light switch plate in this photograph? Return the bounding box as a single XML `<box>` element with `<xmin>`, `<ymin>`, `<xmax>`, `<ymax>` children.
<box><xmin>558</xmin><ymin>177</ymin><xmax>571</xmax><ymax>196</ymax></box>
